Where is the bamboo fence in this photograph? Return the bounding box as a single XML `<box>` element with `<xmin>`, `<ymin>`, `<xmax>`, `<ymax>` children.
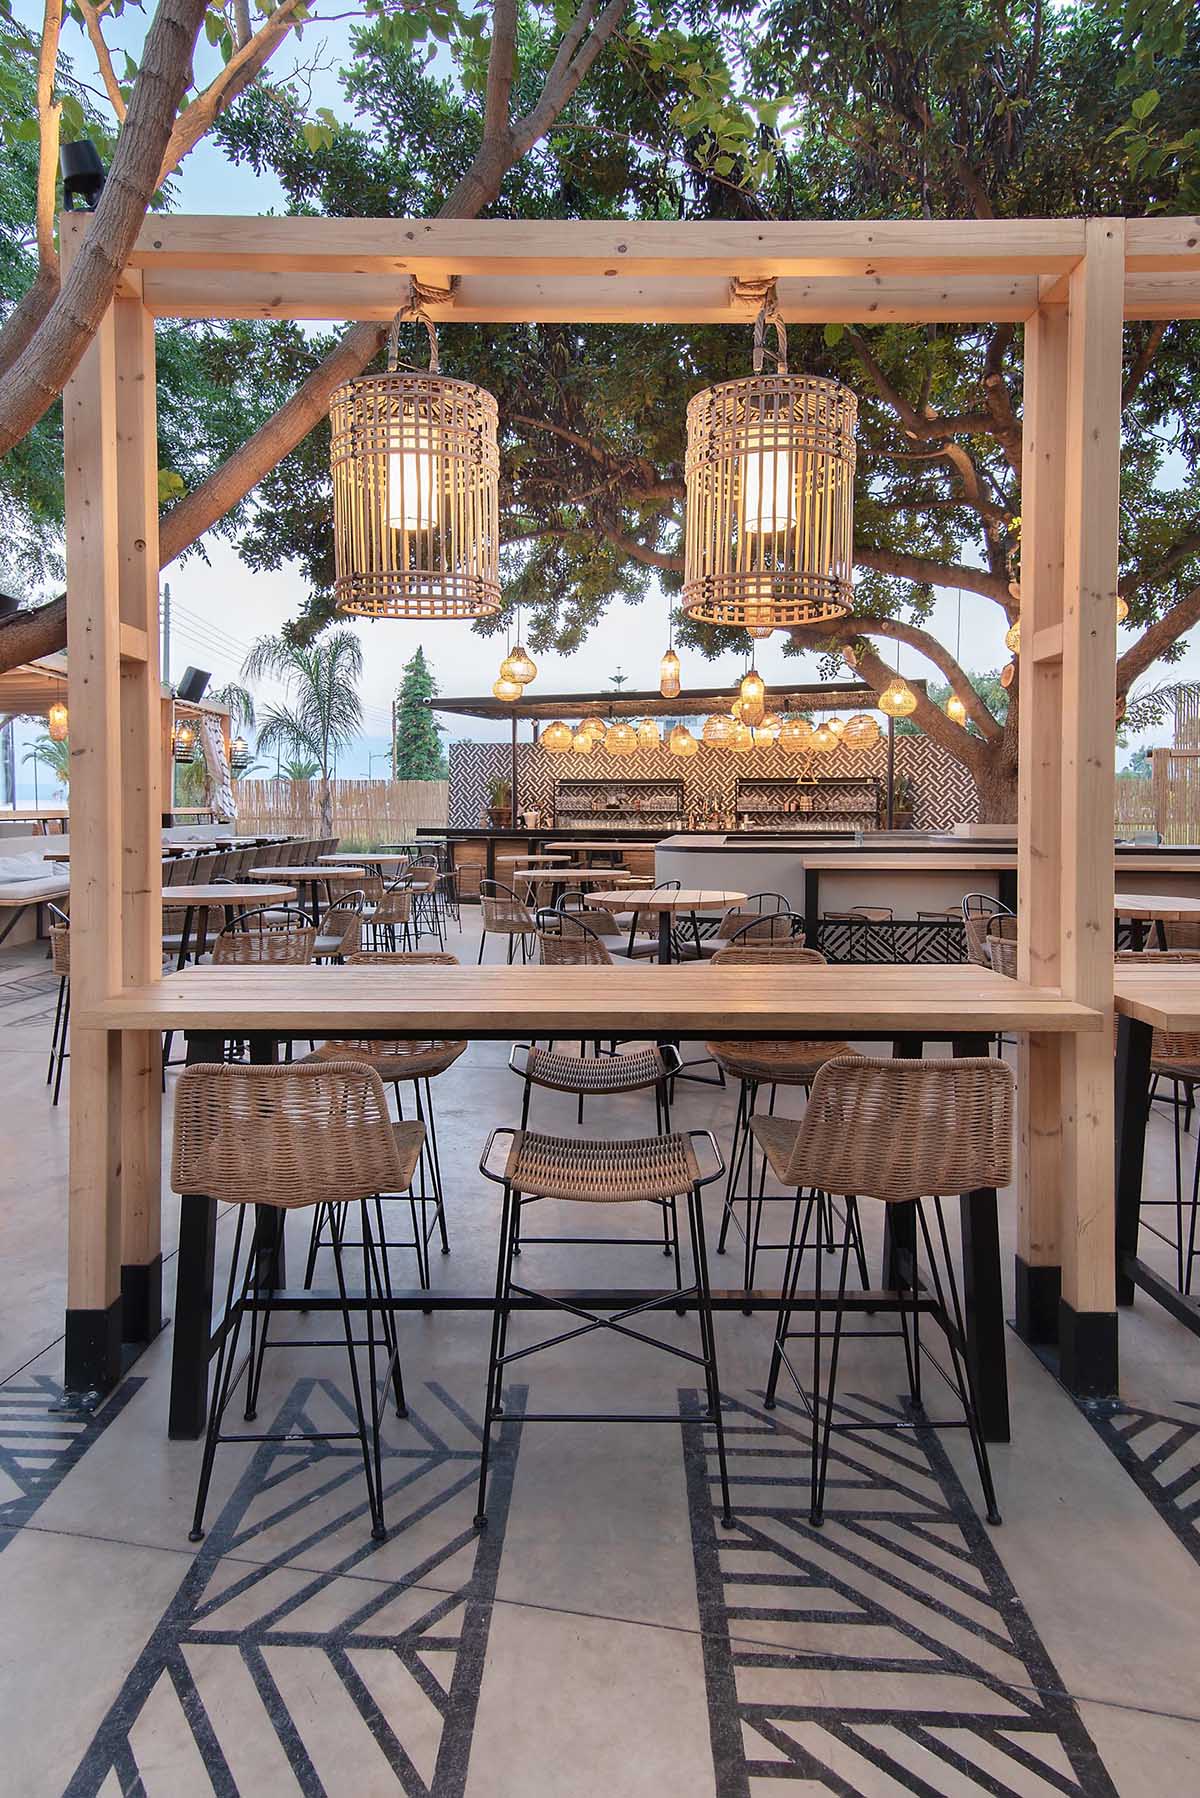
<box><xmin>234</xmin><ymin>778</ymin><xmax>448</xmax><ymax>847</ymax></box>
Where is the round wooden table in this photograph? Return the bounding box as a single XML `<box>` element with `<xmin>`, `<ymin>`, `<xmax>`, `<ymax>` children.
<box><xmin>586</xmin><ymin>888</ymin><xmax>746</xmax><ymax>963</ymax></box>
<box><xmin>317</xmin><ymin>852</ymin><xmax>415</xmax><ymax>870</ymax></box>
<box><xmin>163</xmin><ymin>882</ymin><xmax>296</xmax><ymax>966</ymax></box>
<box><xmin>248</xmin><ymin>864</ymin><xmax>343</xmax><ymax>919</ymax></box>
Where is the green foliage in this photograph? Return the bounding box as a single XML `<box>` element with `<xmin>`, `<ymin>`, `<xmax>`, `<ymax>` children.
<box><xmin>21</xmin><ymin>730</ymin><xmax>69</xmax><ymax>790</ymax></box>
<box><xmin>1120</xmin><ymin>745</ymin><xmax>1153</xmax><ymax>779</ymax></box>
<box><xmin>241</xmin><ymin>627</ymin><xmax>364</xmax><ymax>782</ymax></box>
<box><xmin>392</xmin><ymin>645</ymin><xmax>447</xmax><ymax>780</ymax></box>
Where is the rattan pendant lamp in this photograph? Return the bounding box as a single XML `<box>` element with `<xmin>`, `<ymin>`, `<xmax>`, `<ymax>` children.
<box><xmin>683</xmin><ymin>286</ymin><xmax>857</xmax><ymax>638</ymax></box>
<box><xmin>330</xmin><ymin>286</ymin><xmax>501</xmax><ymax>621</ymax></box>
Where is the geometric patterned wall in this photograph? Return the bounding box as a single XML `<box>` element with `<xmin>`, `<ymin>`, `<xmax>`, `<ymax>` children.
<box><xmin>448</xmin><ymin>731</ymin><xmax>980</xmax><ymax>831</ymax></box>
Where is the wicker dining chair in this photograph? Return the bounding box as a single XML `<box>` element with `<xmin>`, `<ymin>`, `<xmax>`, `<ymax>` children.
<box><xmin>758</xmin><ymin>1054</ymin><xmax>1012</xmax><ymax>1528</ymax></box>
<box><xmin>314</xmin><ymin>894</ymin><xmax>365</xmax><ymax>962</ymax></box>
<box><xmin>302</xmin><ymin>950</ymin><xmax>466</xmax><ymax>1288</ymax></box>
<box><xmin>706</xmin><ymin>944</ymin><xmax>863</xmax><ymax>1298</ymax></box>
<box><xmin>478</xmin><ymin>879</ymin><xmax>536</xmax><ymax>964</ymax></box>
<box><xmin>47</xmin><ymin>904</ymin><xmax>70</xmax><ymax>1106</ymax></box>
<box><xmin>473</xmin><ymin>1124</ymin><xmax>732</xmax><ymax>1530</ymax></box>
<box><xmin>962</xmin><ymin>892</ymin><xmax>1015</xmax><ymax>968</ymax></box>
<box><xmin>365</xmin><ymin>882</ymin><xmax>414</xmax><ymax>953</ymax></box>
<box><xmin>171</xmin><ymin>1060</ymin><xmax>423</xmax><ymax>1543</ymax></box>
<box><xmin>536</xmin><ymin>907</ymin><xmax>614</xmax><ymax>967</ymax></box>
<box><xmin>212</xmin><ymin>915</ymin><xmax>317</xmax><ymax>965</ymax></box>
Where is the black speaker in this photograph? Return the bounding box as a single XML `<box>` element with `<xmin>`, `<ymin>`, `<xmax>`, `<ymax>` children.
<box><xmin>177</xmin><ymin>666</ymin><xmax>211</xmax><ymax>702</ymax></box>
<box><xmin>60</xmin><ymin>141</ymin><xmax>106</xmax><ymax>211</ymax></box>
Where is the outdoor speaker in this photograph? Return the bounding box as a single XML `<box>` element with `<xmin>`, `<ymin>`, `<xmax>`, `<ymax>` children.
<box><xmin>60</xmin><ymin>141</ymin><xmax>106</xmax><ymax>211</ymax></box>
<box><xmin>176</xmin><ymin>667</ymin><xmax>211</xmax><ymax>702</ymax></box>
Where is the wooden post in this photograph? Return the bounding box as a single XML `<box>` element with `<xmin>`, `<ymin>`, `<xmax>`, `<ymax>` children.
<box><xmin>1055</xmin><ymin>221</ymin><xmax>1122</xmax><ymax>1394</ymax></box>
<box><xmin>1015</xmin><ymin>302</ymin><xmax>1067</xmax><ymax>1345</ymax></box>
<box><xmin>114</xmin><ymin>298</ymin><xmax>164</xmax><ymax>1347</ymax></box>
<box><xmin>1150</xmin><ymin>747</ymin><xmax>1170</xmax><ymax>840</ymax></box>
<box><xmin>63</xmin><ymin>301</ymin><xmax>125</xmax><ymax>1394</ymax></box>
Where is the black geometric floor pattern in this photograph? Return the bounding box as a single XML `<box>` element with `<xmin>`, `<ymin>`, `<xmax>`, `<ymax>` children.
<box><xmin>65</xmin><ymin>1379</ymin><xmax>526</xmax><ymax>1797</ymax></box>
<box><xmin>0</xmin><ymin>1372</ymin><xmax>142</xmax><ymax>1548</ymax></box>
<box><xmin>1087</xmin><ymin>1397</ymin><xmax>1200</xmax><ymax>1570</ymax></box>
<box><xmin>681</xmin><ymin>1388</ymin><xmax>1117</xmax><ymax>1796</ymax></box>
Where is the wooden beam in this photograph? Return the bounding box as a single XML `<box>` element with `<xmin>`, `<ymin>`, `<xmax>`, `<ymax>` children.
<box><xmin>139</xmin><ymin>268</ymin><xmax>1044</xmax><ymax>325</ymax></box>
<box><xmin>63</xmin><ymin>297</ymin><xmax>124</xmax><ymax>1393</ymax></box>
<box><xmin>125</xmin><ymin>215</ymin><xmax>1088</xmax><ymax>278</ymax></box>
<box><xmin>1124</xmin><ymin>215</ymin><xmax>1200</xmax><ymax>269</ymax></box>
<box><xmin>1058</xmin><ymin>219</ymin><xmax>1124</xmax><ymax>1390</ymax></box>
<box><xmin>114</xmin><ymin>298</ymin><xmax>164</xmax><ymax>1345</ymax></box>
<box><xmin>1029</xmin><ymin>623</ymin><xmax>1064</xmax><ymax>664</ymax></box>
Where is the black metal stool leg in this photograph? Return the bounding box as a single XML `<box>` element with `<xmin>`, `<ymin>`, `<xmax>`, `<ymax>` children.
<box><xmin>189</xmin><ymin>1207</ymin><xmax>250</xmax><ymax>1542</ymax></box>
<box><xmin>52</xmin><ymin>981</ymin><xmax>70</xmax><ymax>1106</ymax></box>
<box><xmin>812</xmin><ymin>1216</ymin><xmax>855</xmax><ymax>1525</ymax></box>
<box><xmin>765</xmin><ymin>1192</ymin><xmax>815</xmax><ymax>1409</ymax></box>
<box><xmin>686</xmin><ymin>1181</ymin><xmax>733</xmax><ymax>1527</ymax></box>
<box><xmin>922</xmin><ymin>1198</ymin><xmax>1001</xmax><ymax>1526</ymax></box>
<box><xmin>475</xmin><ymin>1180</ymin><xmax>517</xmax><ymax>1528</ymax></box>
<box><xmin>330</xmin><ymin>1216</ymin><xmax>385</xmax><ymax>1541</ymax></box>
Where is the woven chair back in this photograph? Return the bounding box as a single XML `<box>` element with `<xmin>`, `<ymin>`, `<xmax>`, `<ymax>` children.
<box><xmin>346</xmin><ymin>950</ymin><xmax>459</xmax><ymax>966</ymax></box>
<box><xmin>711</xmin><ymin>943</ymin><xmax>826</xmax><ymax>966</ymax></box>
<box><xmin>49</xmin><ymin>922</ymin><xmax>70</xmax><ymax>977</ymax></box>
<box><xmin>780</xmin><ymin>1055</ymin><xmax>1014</xmax><ymax>1202</ymax></box>
<box><xmin>480</xmin><ymin>879</ymin><xmax>534</xmax><ymax>932</ymax></box>
<box><xmin>213</xmin><ymin>923</ymin><xmax>316</xmax><ymax>965</ymax></box>
<box><xmin>171</xmin><ymin>1060</ymin><xmax>404</xmax><ymax>1209</ymax></box>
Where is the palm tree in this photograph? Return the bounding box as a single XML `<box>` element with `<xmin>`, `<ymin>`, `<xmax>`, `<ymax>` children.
<box><xmin>280</xmin><ymin>753</ymin><xmax>321</xmax><ymax>780</ymax></box>
<box><xmin>242</xmin><ymin>629</ymin><xmax>364</xmax><ymax>836</ymax></box>
<box><xmin>23</xmin><ymin>731</ymin><xmax>70</xmax><ymax>793</ymax></box>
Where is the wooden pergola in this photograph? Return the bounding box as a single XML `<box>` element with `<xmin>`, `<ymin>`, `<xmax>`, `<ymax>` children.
<box><xmin>61</xmin><ymin>213</ymin><xmax>1200</xmax><ymax>1401</ymax></box>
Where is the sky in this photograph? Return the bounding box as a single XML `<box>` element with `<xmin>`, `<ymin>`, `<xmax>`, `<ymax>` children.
<box><xmin>7</xmin><ymin>1</ymin><xmax>1199</xmax><ymax>799</ymax></box>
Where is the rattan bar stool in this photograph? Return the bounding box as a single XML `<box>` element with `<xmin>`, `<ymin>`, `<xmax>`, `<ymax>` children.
<box><xmin>171</xmin><ymin>1061</ymin><xmax>423</xmax><ymax>1543</ymax></box>
<box><xmin>1117</xmin><ymin>948</ymin><xmax>1200</xmax><ymax>1292</ymax></box>
<box><xmin>759</xmin><ymin>1055</ymin><xmax>1012</xmax><ymax>1528</ymax></box>
<box><xmin>478</xmin><ymin>878</ymin><xmax>536</xmax><ymax>963</ymax></box>
<box><xmin>406</xmin><ymin>858</ymin><xmax>446</xmax><ymax>949</ymax></box>
<box><xmin>47</xmin><ymin>904</ymin><xmax>70</xmax><ymax>1106</ymax></box>
<box><xmin>365</xmin><ymin>882</ymin><xmax>414</xmax><ymax>952</ymax></box>
<box><xmin>706</xmin><ymin>945</ymin><xmax>862</xmax><ymax>1298</ymax></box>
<box><xmin>473</xmin><ymin>1125</ymin><xmax>733</xmax><ymax>1529</ymax></box>
<box><xmin>302</xmin><ymin>951</ymin><xmax>465</xmax><ymax>1288</ymax></box>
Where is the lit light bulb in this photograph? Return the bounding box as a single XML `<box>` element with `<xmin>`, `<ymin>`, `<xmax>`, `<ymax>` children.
<box><xmin>387</xmin><ymin>412</ymin><xmax>438</xmax><ymax>531</ymax></box>
<box><xmin>572</xmin><ymin>726</ymin><xmax>594</xmax><ymax>754</ymax></box>
<box><xmin>540</xmin><ymin>720</ymin><xmax>572</xmax><ymax>752</ymax></box>
<box><xmin>47</xmin><ymin>701</ymin><xmax>68</xmax><ymax>743</ymax></box>
<box><xmin>659</xmin><ymin>647</ymin><xmax>681</xmax><ymax>698</ymax></box>
<box><xmin>501</xmin><ymin>645</ymin><xmax>537</xmax><ymax>684</ymax></box>
<box><xmin>492</xmin><ymin>674</ymin><xmax>522</xmax><ymax>702</ymax></box>
<box><xmin>945</xmin><ymin>693</ymin><xmax>968</xmax><ymax>725</ymax></box>
<box><xmin>739</xmin><ymin>667</ymin><xmax>766</xmax><ymax>726</ymax></box>
<box><xmin>878</xmin><ymin>679</ymin><xmax>917</xmax><ymax>718</ymax></box>
<box><xmin>743</xmin><ymin>442</ymin><xmax>794</xmax><ymax>534</ymax></box>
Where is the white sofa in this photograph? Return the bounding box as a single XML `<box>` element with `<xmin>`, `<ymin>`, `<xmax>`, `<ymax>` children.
<box><xmin>0</xmin><ymin>834</ymin><xmax>70</xmax><ymax>947</ymax></box>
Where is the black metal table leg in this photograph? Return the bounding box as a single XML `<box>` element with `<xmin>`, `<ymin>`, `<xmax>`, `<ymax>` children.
<box><xmin>804</xmin><ymin>867</ymin><xmax>820</xmax><ymax>945</ymax></box>
<box><xmin>168</xmin><ymin>1029</ymin><xmax>224</xmax><ymax>1439</ymax></box>
<box><xmin>882</xmin><ymin>1036</ymin><xmax>923</xmax><ymax>1287</ymax></box>
<box><xmin>960</xmin><ymin>1186</ymin><xmax>1010</xmax><ymax>1443</ymax></box>
<box><xmin>657</xmin><ymin>909</ymin><xmax>673</xmax><ymax>965</ymax></box>
<box><xmin>1115</xmin><ymin>1013</ymin><xmax>1153</xmax><ymax>1307</ymax></box>
<box><xmin>176</xmin><ymin>905</ymin><xmax>195</xmax><ymax>972</ymax></box>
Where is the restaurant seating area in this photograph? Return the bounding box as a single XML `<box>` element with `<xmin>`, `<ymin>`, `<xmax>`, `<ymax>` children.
<box><xmin>2</xmin><ymin>886</ymin><xmax>1200</xmax><ymax>1792</ymax></box>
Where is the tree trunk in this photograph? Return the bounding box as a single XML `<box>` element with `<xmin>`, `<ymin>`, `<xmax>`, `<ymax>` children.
<box><xmin>319</xmin><ymin>775</ymin><xmax>333</xmax><ymax>839</ymax></box>
<box><xmin>972</xmin><ymin>754</ymin><xmax>1018</xmax><ymax>823</ymax></box>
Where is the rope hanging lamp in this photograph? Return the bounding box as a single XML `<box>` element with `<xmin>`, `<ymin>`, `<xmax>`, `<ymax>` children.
<box><xmin>683</xmin><ymin>283</ymin><xmax>857</xmax><ymax>637</ymax></box>
<box><xmin>330</xmin><ymin>283</ymin><xmax>501</xmax><ymax>621</ymax></box>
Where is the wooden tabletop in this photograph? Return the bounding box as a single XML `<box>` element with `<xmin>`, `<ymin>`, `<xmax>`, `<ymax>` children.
<box><xmin>1115</xmin><ymin>966</ymin><xmax>1200</xmax><ymax>1029</ymax></box>
<box><xmin>248</xmin><ymin>865</ymin><xmax>340</xmax><ymax>880</ymax></box>
<box><xmin>586</xmin><ymin>888</ymin><xmax>746</xmax><ymax>912</ymax></box>
<box><xmin>317</xmin><ymin>852</ymin><xmax>414</xmax><ymax>867</ymax></box>
<box><xmin>801</xmin><ymin>853</ymin><xmax>1018</xmax><ymax>872</ymax></box>
<box><xmin>1114</xmin><ymin>892</ymin><xmax>1200</xmax><ymax>921</ymax></box>
<box><xmin>496</xmin><ymin>853</ymin><xmax>571</xmax><ymax>865</ymax></box>
<box><xmin>543</xmin><ymin>841</ymin><xmax>652</xmax><ymax>854</ymax></box>
<box><xmin>163</xmin><ymin>883</ymin><xmax>296</xmax><ymax>905</ymax></box>
<box><xmin>507</xmin><ymin>867</ymin><xmax>650</xmax><ymax>884</ymax></box>
<box><xmin>82</xmin><ymin>963</ymin><xmax>1103</xmax><ymax>1038</ymax></box>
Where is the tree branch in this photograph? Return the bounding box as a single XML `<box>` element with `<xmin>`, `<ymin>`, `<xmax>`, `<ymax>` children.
<box><xmin>1122</xmin><ymin>322</ymin><xmax>1167</xmax><ymax>411</ymax></box>
<box><xmin>36</xmin><ymin>0</ymin><xmax>65</xmax><ymax>269</ymax></box>
<box><xmin>0</xmin><ymin>0</ymin><xmax>209</xmax><ymax>458</ymax></box>
<box><xmin>847</xmin><ymin>637</ymin><xmax>993</xmax><ymax>777</ymax></box>
<box><xmin>791</xmin><ymin>612</ymin><xmax>1005</xmax><ymax>746</ymax></box>
<box><xmin>78</xmin><ymin>0</ymin><xmax>127</xmax><ymax>121</ymax></box>
<box><xmin>854</xmin><ymin>546</ymin><xmax>1010</xmax><ymax>604</ymax></box>
<box><xmin>1117</xmin><ymin>584</ymin><xmax>1200</xmax><ymax>691</ymax></box>
<box><xmin>1119</xmin><ymin>526</ymin><xmax>1200</xmax><ymax>600</ymax></box>
<box><xmin>157</xmin><ymin>0</ymin><xmax>307</xmax><ymax>187</ymax></box>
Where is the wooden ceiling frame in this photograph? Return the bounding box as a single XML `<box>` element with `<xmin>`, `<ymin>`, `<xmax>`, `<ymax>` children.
<box><xmin>59</xmin><ymin>211</ymin><xmax>1200</xmax><ymax>1407</ymax></box>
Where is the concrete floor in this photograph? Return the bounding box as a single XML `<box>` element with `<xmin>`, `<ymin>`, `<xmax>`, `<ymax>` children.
<box><xmin>1</xmin><ymin>923</ymin><xmax>1199</xmax><ymax>1796</ymax></box>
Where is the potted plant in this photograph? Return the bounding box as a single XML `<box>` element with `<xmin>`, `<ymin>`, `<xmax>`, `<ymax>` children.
<box><xmin>891</xmin><ymin>773</ymin><xmax>915</xmax><ymax>829</ymax></box>
<box><xmin>487</xmin><ymin>776</ymin><xmax>512</xmax><ymax>827</ymax></box>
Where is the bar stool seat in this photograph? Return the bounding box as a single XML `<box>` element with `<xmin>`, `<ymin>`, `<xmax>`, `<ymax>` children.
<box><xmin>499</xmin><ymin>1128</ymin><xmax>700</xmax><ymax>1201</ymax></box>
<box><xmin>512</xmin><ymin>1043</ymin><xmax>672</xmax><ymax>1097</ymax></box>
<box><xmin>705</xmin><ymin>1037</ymin><xmax>853</xmax><ymax>1085</ymax></box>
<box><xmin>305</xmin><ymin>1037</ymin><xmax>467</xmax><ymax>1082</ymax></box>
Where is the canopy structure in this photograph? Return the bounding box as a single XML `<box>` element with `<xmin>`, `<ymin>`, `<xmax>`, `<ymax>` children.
<box><xmin>427</xmin><ymin>680</ymin><xmax>919</xmax><ymax>723</ymax></box>
<box><xmin>59</xmin><ymin>212</ymin><xmax>1200</xmax><ymax>1403</ymax></box>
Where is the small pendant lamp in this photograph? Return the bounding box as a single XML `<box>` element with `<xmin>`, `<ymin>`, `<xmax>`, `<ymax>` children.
<box><xmin>500</xmin><ymin>607</ymin><xmax>537</xmax><ymax>685</ymax></box>
<box><xmin>729</xmin><ymin>721</ymin><xmax>755</xmax><ymax>753</ymax></box>
<box><xmin>778</xmin><ymin>717</ymin><xmax>813</xmax><ymax>752</ymax></box>
<box><xmin>540</xmin><ymin>720</ymin><xmax>572</xmax><ymax>752</ymax></box>
<box><xmin>669</xmin><ymin>724</ymin><xmax>698</xmax><ymax>757</ymax></box>
<box><xmin>331</xmin><ymin>291</ymin><xmax>500</xmax><ymax>620</ymax></box>
<box><xmin>1004</xmin><ymin>618</ymin><xmax>1020</xmax><ymax>655</ymax></box>
<box><xmin>659</xmin><ymin>601</ymin><xmax>681</xmax><ymax>698</ymax></box>
<box><xmin>755</xmin><ymin>712</ymin><xmax>782</xmax><ymax>743</ymax></box>
<box><xmin>878</xmin><ymin>641</ymin><xmax>916</xmax><ymax>718</ymax></box>
<box><xmin>810</xmin><ymin>722</ymin><xmax>838</xmax><ymax>752</ymax></box>
<box><xmin>739</xmin><ymin>666</ymin><xmax>766</xmax><ymax>726</ymax></box>
<box><xmin>47</xmin><ymin>701</ymin><xmax>69</xmax><ymax>742</ymax></box>
<box><xmin>841</xmin><ymin>713</ymin><xmax>879</xmax><ymax>750</ymax></box>
<box><xmin>605</xmin><ymin>721</ymin><xmax>638</xmax><ymax>756</ymax></box>
<box><xmin>702</xmin><ymin>713</ymin><xmax>734</xmax><ymax>746</ymax></box>
<box><xmin>683</xmin><ymin>287</ymin><xmax>857</xmax><ymax>634</ymax></box>
<box><xmin>572</xmin><ymin>725</ymin><xmax>595</xmax><ymax>754</ymax></box>
<box><xmin>492</xmin><ymin>673</ymin><xmax>522</xmax><ymax>702</ymax></box>
<box><xmin>637</xmin><ymin>718</ymin><xmax>662</xmax><ymax>749</ymax></box>
<box><xmin>1116</xmin><ymin>594</ymin><xmax>1130</xmax><ymax>624</ymax></box>
<box><xmin>945</xmin><ymin>588</ymin><xmax>967</xmax><ymax>724</ymax></box>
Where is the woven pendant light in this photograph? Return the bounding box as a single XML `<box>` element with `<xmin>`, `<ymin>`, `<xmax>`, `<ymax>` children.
<box><xmin>1005</xmin><ymin>618</ymin><xmax>1021</xmax><ymax>655</ymax></box>
<box><xmin>683</xmin><ymin>287</ymin><xmax>856</xmax><ymax>634</ymax></box>
<box><xmin>605</xmin><ymin>721</ymin><xmax>638</xmax><ymax>756</ymax></box>
<box><xmin>945</xmin><ymin>692</ymin><xmax>967</xmax><ymax>725</ymax></box>
<box><xmin>738</xmin><ymin>666</ymin><xmax>766</xmax><ymax>726</ymax></box>
<box><xmin>331</xmin><ymin>295</ymin><xmax>500</xmax><ymax>620</ymax></box>
<box><xmin>492</xmin><ymin>674</ymin><xmax>522</xmax><ymax>702</ymax></box>
<box><xmin>572</xmin><ymin>725</ymin><xmax>595</xmax><ymax>754</ymax></box>
<box><xmin>810</xmin><ymin>722</ymin><xmax>838</xmax><ymax>752</ymax></box>
<box><xmin>1116</xmin><ymin>594</ymin><xmax>1129</xmax><ymax>624</ymax></box>
<box><xmin>540</xmin><ymin>720</ymin><xmax>572</xmax><ymax>752</ymax></box>
<box><xmin>878</xmin><ymin>678</ymin><xmax>916</xmax><ymax>718</ymax></box>
<box><xmin>826</xmin><ymin>716</ymin><xmax>844</xmax><ymax>739</ymax></box>
<box><xmin>841</xmin><ymin>712</ymin><xmax>879</xmax><ymax>751</ymax></box>
<box><xmin>778</xmin><ymin>717</ymin><xmax>813</xmax><ymax>752</ymax></box>
<box><xmin>47</xmin><ymin>701</ymin><xmax>69</xmax><ymax>742</ymax></box>
<box><xmin>669</xmin><ymin>723</ymin><xmax>698</xmax><ymax>757</ymax></box>
<box><xmin>729</xmin><ymin>720</ymin><xmax>755</xmax><ymax>753</ymax></box>
<box><xmin>755</xmin><ymin>712</ymin><xmax>782</xmax><ymax>743</ymax></box>
<box><xmin>702</xmin><ymin>712</ymin><xmax>734</xmax><ymax>746</ymax></box>
<box><xmin>501</xmin><ymin>644</ymin><xmax>537</xmax><ymax>684</ymax></box>
<box><xmin>581</xmin><ymin>714</ymin><xmax>607</xmax><ymax>740</ymax></box>
<box><xmin>637</xmin><ymin>718</ymin><xmax>662</xmax><ymax>749</ymax></box>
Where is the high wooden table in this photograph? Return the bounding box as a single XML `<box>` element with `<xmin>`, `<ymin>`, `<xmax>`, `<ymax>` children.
<box><xmin>543</xmin><ymin>839</ymin><xmax>649</xmax><ymax>866</ymax></box>
<box><xmin>84</xmin><ymin>963</ymin><xmax>1100</xmax><ymax>1443</ymax></box>
<box><xmin>1115</xmin><ymin>892</ymin><xmax>1200</xmax><ymax>951</ymax></box>
<box><xmin>586</xmin><ymin>888</ymin><xmax>745</xmax><ymax>963</ymax></box>
<box><xmin>317</xmin><ymin>852</ymin><xmax>415</xmax><ymax>871</ymax></box>
<box><xmin>1114</xmin><ymin>964</ymin><xmax>1200</xmax><ymax>1335</ymax></box>
<box><xmin>248</xmin><ymin>863</ymin><xmax>340</xmax><ymax>918</ymax></box>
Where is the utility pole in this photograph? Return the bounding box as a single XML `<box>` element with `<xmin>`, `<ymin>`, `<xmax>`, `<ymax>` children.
<box><xmin>391</xmin><ymin>695</ymin><xmax>398</xmax><ymax>780</ymax></box>
<box><xmin>161</xmin><ymin>582</ymin><xmax>171</xmax><ymax>686</ymax></box>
